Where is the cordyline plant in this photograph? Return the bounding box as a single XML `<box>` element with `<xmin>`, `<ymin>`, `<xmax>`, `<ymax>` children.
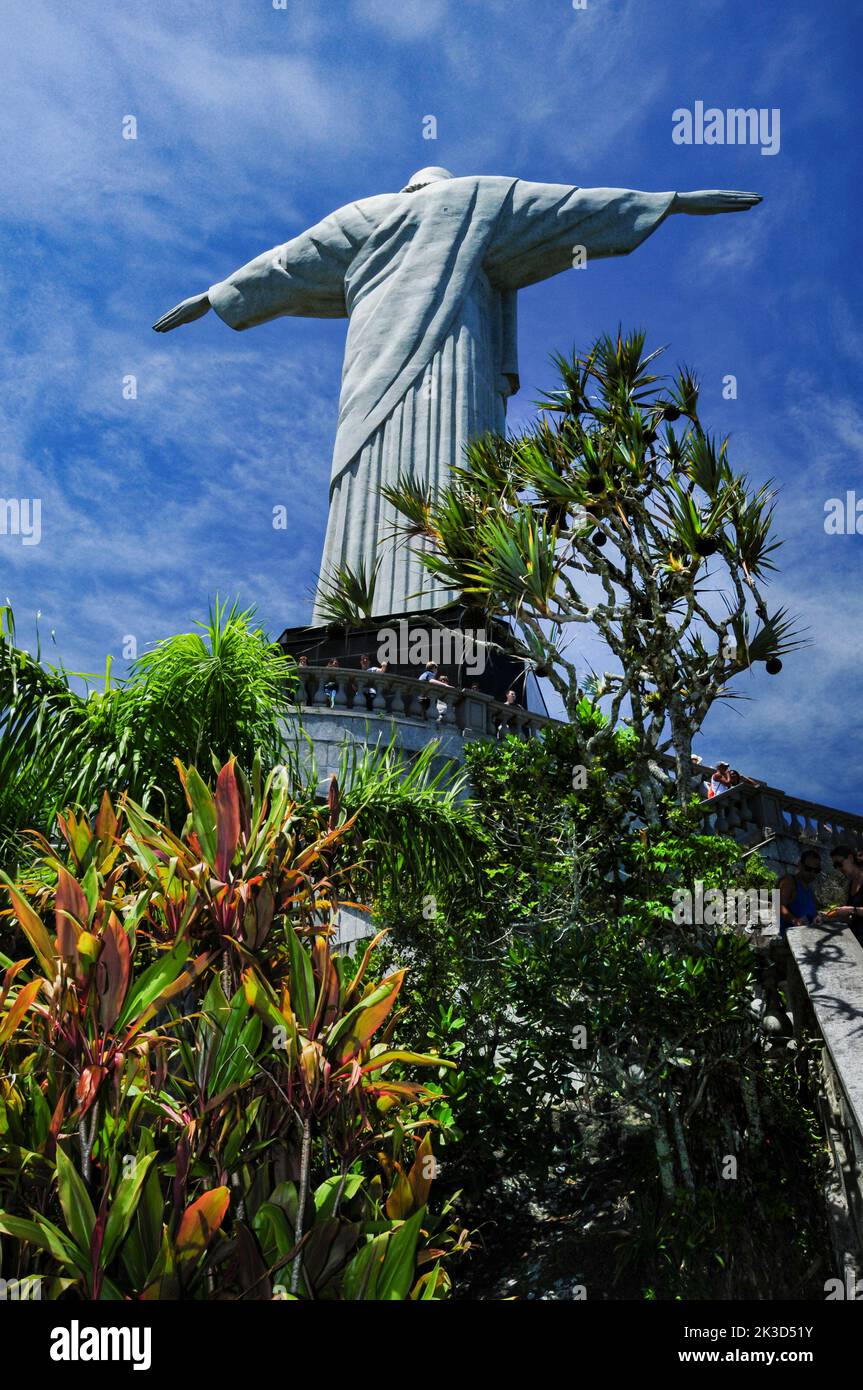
<box><xmin>326</xmin><ymin>331</ymin><xmax>804</xmax><ymax>823</ymax></box>
<box><xmin>0</xmin><ymin>762</ymin><xmax>462</xmax><ymax>1300</ymax></box>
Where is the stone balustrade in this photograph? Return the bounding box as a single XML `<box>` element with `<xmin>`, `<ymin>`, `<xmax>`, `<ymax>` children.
<box><xmin>291</xmin><ymin>672</ymin><xmax>863</xmax><ymax>881</ymax></box>
<box><xmin>293</xmin><ymin>664</ymin><xmax>552</xmax><ymax>742</ymax></box>
<box><xmin>696</xmin><ymin>768</ymin><xmax>863</xmax><ymax>880</ymax></box>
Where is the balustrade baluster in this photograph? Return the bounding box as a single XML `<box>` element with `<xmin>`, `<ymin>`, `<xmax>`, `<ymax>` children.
<box><xmin>331</xmin><ymin>673</ymin><xmax>349</xmax><ymax>709</ymax></box>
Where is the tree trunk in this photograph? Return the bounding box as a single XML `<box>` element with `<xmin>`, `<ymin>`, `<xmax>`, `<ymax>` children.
<box><xmin>290</xmin><ymin>1117</ymin><xmax>313</xmax><ymax>1295</ymax></box>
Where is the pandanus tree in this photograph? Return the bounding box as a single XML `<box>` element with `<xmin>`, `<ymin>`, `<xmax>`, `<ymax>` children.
<box><xmin>328</xmin><ymin>331</ymin><xmax>804</xmax><ymax>822</ymax></box>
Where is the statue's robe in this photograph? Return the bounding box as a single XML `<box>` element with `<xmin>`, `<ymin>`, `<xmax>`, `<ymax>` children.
<box><xmin>208</xmin><ymin>176</ymin><xmax>675</xmax><ymax>620</ymax></box>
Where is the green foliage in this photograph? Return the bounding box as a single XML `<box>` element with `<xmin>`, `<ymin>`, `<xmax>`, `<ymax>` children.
<box><xmin>0</xmin><ymin>601</ymin><xmax>296</xmax><ymax>875</ymax></box>
<box><xmin>356</xmin><ymin>331</ymin><xmax>806</xmax><ymax>816</ymax></box>
<box><xmin>374</xmin><ymin>717</ymin><xmax>828</xmax><ymax>1299</ymax></box>
<box><xmin>0</xmin><ymin>763</ymin><xmax>466</xmax><ymax>1300</ymax></box>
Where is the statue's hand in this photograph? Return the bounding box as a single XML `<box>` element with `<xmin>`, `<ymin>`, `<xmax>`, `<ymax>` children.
<box><xmin>673</xmin><ymin>190</ymin><xmax>762</xmax><ymax>216</ymax></box>
<box><xmin>152</xmin><ymin>292</ymin><xmax>211</xmax><ymax>332</ymax></box>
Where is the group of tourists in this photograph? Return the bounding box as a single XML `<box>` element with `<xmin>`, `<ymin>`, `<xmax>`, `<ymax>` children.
<box><xmin>300</xmin><ymin>654</ymin><xmax>521</xmax><ymax>719</ymax></box>
<box><xmin>697</xmin><ymin>753</ymin><xmax>863</xmax><ymax>944</ymax></box>
<box><xmin>780</xmin><ymin>845</ymin><xmax>863</xmax><ymax>943</ymax></box>
<box><xmin>702</xmin><ymin>758</ymin><xmax>761</xmax><ymax>798</ymax></box>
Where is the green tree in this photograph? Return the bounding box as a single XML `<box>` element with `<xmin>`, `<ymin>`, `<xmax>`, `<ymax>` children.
<box><xmin>332</xmin><ymin>331</ymin><xmax>804</xmax><ymax>822</ymax></box>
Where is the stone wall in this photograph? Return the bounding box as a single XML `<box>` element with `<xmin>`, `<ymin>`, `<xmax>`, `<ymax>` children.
<box><xmin>784</xmin><ymin>925</ymin><xmax>863</xmax><ymax>1284</ymax></box>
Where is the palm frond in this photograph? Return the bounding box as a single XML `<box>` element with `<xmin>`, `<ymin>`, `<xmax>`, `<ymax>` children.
<box><xmin>334</xmin><ymin>735</ymin><xmax>485</xmax><ymax>904</ymax></box>
<box><xmin>314</xmin><ymin>559</ymin><xmax>381</xmax><ymax>626</ymax></box>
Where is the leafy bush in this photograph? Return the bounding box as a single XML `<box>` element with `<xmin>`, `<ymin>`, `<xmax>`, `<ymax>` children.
<box><xmin>0</xmin><ymin>761</ymin><xmax>466</xmax><ymax>1300</ymax></box>
<box><xmin>0</xmin><ymin>601</ymin><xmax>296</xmax><ymax>876</ymax></box>
<box><xmin>372</xmin><ymin>718</ymin><xmax>828</xmax><ymax>1297</ymax></box>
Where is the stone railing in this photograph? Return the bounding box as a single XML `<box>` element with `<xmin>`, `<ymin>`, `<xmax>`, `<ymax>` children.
<box><xmin>293</xmin><ymin>665</ymin><xmax>553</xmax><ymax>741</ymax></box>
<box><xmin>784</xmin><ymin>924</ymin><xmax>863</xmax><ymax>1285</ymax></box>
<box><xmin>696</xmin><ymin>768</ymin><xmax>863</xmax><ymax>879</ymax></box>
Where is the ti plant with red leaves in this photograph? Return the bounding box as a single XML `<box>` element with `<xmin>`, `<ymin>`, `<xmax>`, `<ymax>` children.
<box><xmin>122</xmin><ymin>756</ymin><xmax>358</xmax><ymax>995</ymax></box>
<box><xmin>0</xmin><ymin>762</ymin><xmax>465</xmax><ymax>1300</ymax></box>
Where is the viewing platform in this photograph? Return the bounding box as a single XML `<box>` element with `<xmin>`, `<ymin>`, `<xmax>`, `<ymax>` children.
<box><xmin>289</xmin><ymin>668</ymin><xmax>863</xmax><ymax>880</ymax></box>
<box><xmin>288</xmin><ymin>663</ymin><xmax>554</xmax><ymax>784</ymax></box>
<box><xmin>696</xmin><ymin>768</ymin><xmax>863</xmax><ymax>880</ymax></box>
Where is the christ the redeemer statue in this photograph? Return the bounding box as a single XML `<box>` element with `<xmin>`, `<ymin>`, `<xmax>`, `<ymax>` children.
<box><xmin>154</xmin><ymin>169</ymin><xmax>760</xmax><ymax>621</ymax></box>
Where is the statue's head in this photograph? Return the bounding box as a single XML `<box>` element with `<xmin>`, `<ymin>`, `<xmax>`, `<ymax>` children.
<box><xmin>401</xmin><ymin>166</ymin><xmax>455</xmax><ymax>193</ymax></box>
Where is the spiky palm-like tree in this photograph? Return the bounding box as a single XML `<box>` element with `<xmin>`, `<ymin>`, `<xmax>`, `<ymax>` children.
<box><xmin>330</xmin><ymin>332</ymin><xmax>804</xmax><ymax>821</ymax></box>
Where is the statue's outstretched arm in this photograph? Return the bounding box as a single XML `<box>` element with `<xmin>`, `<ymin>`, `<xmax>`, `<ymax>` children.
<box><xmin>152</xmin><ymin>292</ymin><xmax>211</xmax><ymax>333</ymax></box>
<box><xmin>671</xmin><ymin>190</ymin><xmax>762</xmax><ymax>215</ymax></box>
<box><xmin>152</xmin><ymin>205</ymin><xmax>356</xmax><ymax>334</ymax></box>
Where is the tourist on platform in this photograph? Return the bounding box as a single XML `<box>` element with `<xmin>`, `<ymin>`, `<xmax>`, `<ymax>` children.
<box><xmin>690</xmin><ymin>754</ymin><xmax>709</xmax><ymax>798</ymax></box>
<box><xmin>495</xmin><ymin>689</ymin><xmax>520</xmax><ymax>740</ymax></box>
<box><xmin>727</xmin><ymin>768</ymin><xmax>761</xmax><ymax>790</ymax></box>
<box><xmin>433</xmin><ymin>673</ymin><xmax>453</xmax><ymax>721</ymax></box>
<box><xmin>324</xmin><ymin>658</ymin><xmax>340</xmax><ymax>708</ymax></box>
<box><xmin>820</xmin><ymin>846</ymin><xmax>863</xmax><ymax>945</ymax></box>
<box><xmin>778</xmin><ymin>850</ymin><xmax>822</xmax><ymax>936</ymax></box>
<box><xmin>356</xmin><ymin>653</ymin><xmax>379</xmax><ymax>708</ymax></box>
<box><xmin>418</xmin><ymin>661</ymin><xmax>441</xmax><ymax>683</ymax></box>
<box><xmin>707</xmin><ymin>760</ymin><xmax>732</xmax><ymax>797</ymax></box>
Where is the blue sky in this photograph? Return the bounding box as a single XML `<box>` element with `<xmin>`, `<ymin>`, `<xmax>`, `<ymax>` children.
<box><xmin>1</xmin><ymin>0</ymin><xmax>861</xmax><ymax>812</ymax></box>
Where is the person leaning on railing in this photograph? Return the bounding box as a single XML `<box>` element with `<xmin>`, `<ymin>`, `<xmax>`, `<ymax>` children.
<box><xmin>778</xmin><ymin>849</ymin><xmax>822</xmax><ymax>936</ymax></box>
<box><xmin>493</xmin><ymin>689</ymin><xmax>519</xmax><ymax>739</ymax></box>
<box><xmin>707</xmin><ymin>760</ymin><xmax>732</xmax><ymax>797</ymax></box>
<box><xmin>818</xmin><ymin>845</ymin><xmax>863</xmax><ymax>945</ymax></box>
<box><xmin>727</xmin><ymin>768</ymin><xmax>761</xmax><ymax>791</ymax></box>
<box><xmin>324</xmin><ymin>658</ymin><xmax>340</xmax><ymax>708</ymax></box>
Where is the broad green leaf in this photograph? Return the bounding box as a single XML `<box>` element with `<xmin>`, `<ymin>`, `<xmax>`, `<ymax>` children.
<box><xmin>314</xmin><ymin>1172</ymin><xmax>365</xmax><ymax>1218</ymax></box>
<box><xmin>223</xmin><ymin>1095</ymin><xmax>263</xmax><ymax>1170</ymax></box>
<box><xmin>252</xmin><ymin>1201</ymin><xmax>295</xmax><ymax>1266</ymax></box>
<box><xmin>140</xmin><ymin>1227</ymin><xmax>175</xmax><ymax>1301</ymax></box>
<box><xmin>327</xmin><ymin>971</ymin><xmax>405</xmax><ymax>1064</ymax></box>
<box><xmin>377</xmin><ymin>1206</ymin><xmax>425</xmax><ymax>1300</ymax></box>
<box><xmin>342</xmin><ymin>1231</ymin><xmax>387</xmax><ymax>1300</ymax></box>
<box><xmin>179</xmin><ymin>762</ymin><xmax>218</xmax><ymax>866</ymax></box>
<box><xmin>0</xmin><ymin>1212</ymin><xmax>86</xmax><ymax>1275</ymax></box>
<box><xmin>102</xmin><ymin>1151</ymin><xmax>157</xmax><ymax>1266</ymax></box>
<box><xmin>243</xmin><ymin>969</ymin><xmax>292</xmax><ymax>1038</ymax></box>
<box><xmin>126</xmin><ymin>950</ymin><xmax>212</xmax><ymax>1035</ymax></box>
<box><xmin>116</xmin><ymin>938</ymin><xmax>190</xmax><ymax>1031</ymax></box>
<box><xmin>55</xmin><ymin>1144</ymin><xmax>96</xmax><ymax>1255</ymax></box>
<box><xmin>286</xmin><ymin>926</ymin><xmax>315</xmax><ymax>1031</ymax></box>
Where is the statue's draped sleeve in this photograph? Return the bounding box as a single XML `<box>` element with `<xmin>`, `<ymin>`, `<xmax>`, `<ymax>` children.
<box><xmin>484</xmin><ymin>181</ymin><xmax>676</xmax><ymax>291</ymax></box>
<box><xmin>207</xmin><ymin>211</ymin><xmax>358</xmax><ymax>330</ymax></box>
